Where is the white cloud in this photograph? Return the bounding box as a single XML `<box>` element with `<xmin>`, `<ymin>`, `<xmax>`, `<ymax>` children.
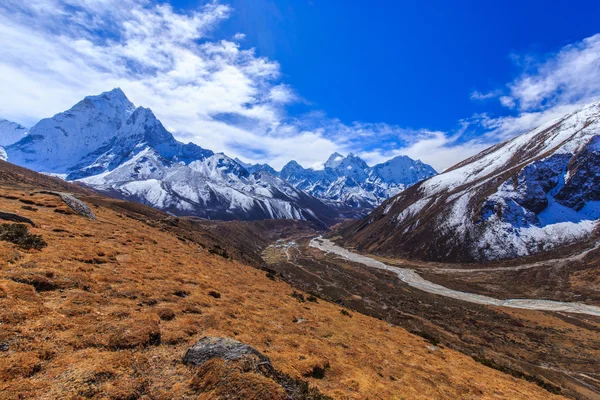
<box><xmin>499</xmin><ymin>96</ymin><xmax>516</xmax><ymax>108</ymax></box>
<box><xmin>0</xmin><ymin>0</ymin><xmax>337</xmax><ymax>169</ymax></box>
<box><xmin>233</xmin><ymin>32</ymin><xmax>246</xmax><ymax>40</ymax></box>
<box><xmin>357</xmin><ymin>130</ymin><xmax>488</xmax><ymax>172</ymax></box>
<box><xmin>507</xmin><ymin>34</ymin><xmax>600</xmax><ymax>111</ymax></box>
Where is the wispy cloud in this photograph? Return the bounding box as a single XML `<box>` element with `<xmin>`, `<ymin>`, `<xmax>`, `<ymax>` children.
<box><xmin>507</xmin><ymin>34</ymin><xmax>600</xmax><ymax>111</ymax></box>
<box><xmin>463</xmin><ymin>33</ymin><xmax>600</xmax><ymax>159</ymax></box>
<box><xmin>0</xmin><ymin>0</ymin><xmax>338</xmax><ymax>169</ymax></box>
<box><xmin>470</xmin><ymin>90</ymin><xmax>500</xmax><ymax>101</ymax></box>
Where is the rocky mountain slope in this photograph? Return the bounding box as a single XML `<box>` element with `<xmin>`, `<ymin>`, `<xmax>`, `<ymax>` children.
<box><xmin>276</xmin><ymin>152</ymin><xmax>437</xmax><ymax>216</ymax></box>
<box><xmin>336</xmin><ymin>101</ymin><xmax>600</xmax><ymax>261</ymax></box>
<box><xmin>0</xmin><ymin>161</ymin><xmax>558</xmax><ymax>399</ymax></box>
<box><xmin>3</xmin><ymin>89</ymin><xmax>338</xmax><ymax>226</ymax></box>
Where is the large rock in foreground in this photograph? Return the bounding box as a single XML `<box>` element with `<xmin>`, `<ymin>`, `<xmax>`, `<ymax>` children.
<box><xmin>184</xmin><ymin>336</ymin><xmax>331</xmax><ymax>400</ymax></box>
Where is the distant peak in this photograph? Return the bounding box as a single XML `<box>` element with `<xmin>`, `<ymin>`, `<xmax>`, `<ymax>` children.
<box><xmin>283</xmin><ymin>160</ymin><xmax>301</xmax><ymax>168</ymax></box>
<box><xmin>324</xmin><ymin>152</ymin><xmax>345</xmax><ymax>169</ymax></box>
<box><xmin>234</xmin><ymin>157</ymin><xmax>251</xmax><ymax>169</ymax></box>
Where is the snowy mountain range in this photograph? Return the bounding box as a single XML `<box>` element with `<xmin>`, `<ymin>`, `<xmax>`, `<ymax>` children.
<box><xmin>241</xmin><ymin>152</ymin><xmax>437</xmax><ymax>217</ymax></box>
<box><xmin>0</xmin><ymin>89</ymin><xmax>433</xmax><ymax>224</ymax></box>
<box><xmin>336</xmin><ymin>101</ymin><xmax>600</xmax><ymax>261</ymax></box>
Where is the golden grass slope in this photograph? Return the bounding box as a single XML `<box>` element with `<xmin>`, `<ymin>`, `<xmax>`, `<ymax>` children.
<box><xmin>0</xmin><ymin>184</ymin><xmax>563</xmax><ymax>399</ymax></box>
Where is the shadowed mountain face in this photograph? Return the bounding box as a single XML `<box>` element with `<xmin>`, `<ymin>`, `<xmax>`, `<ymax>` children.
<box><xmin>336</xmin><ymin>101</ymin><xmax>600</xmax><ymax>261</ymax></box>
<box><xmin>2</xmin><ymin>89</ymin><xmax>436</xmax><ymax>224</ymax></box>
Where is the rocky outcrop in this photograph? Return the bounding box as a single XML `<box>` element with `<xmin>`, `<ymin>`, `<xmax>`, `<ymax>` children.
<box><xmin>39</xmin><ymin>191</ymin><xmax>96</xmax><ymax>220</ymax></box>
<box><xmin>184</xmin><ymin>337</ymin><xmax>331</xmax><ymax>400</ymax></box>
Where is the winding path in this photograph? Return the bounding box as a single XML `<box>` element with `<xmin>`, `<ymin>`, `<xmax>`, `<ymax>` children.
<box><xmin>310</xmin><ymin>237</ymin><xmax>600</xmax><ymax>317</ymax></box>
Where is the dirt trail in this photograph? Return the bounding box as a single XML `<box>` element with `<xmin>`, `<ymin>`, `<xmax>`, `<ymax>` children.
<box><xmin>310</xmin><ymin>237</ymin><xmax>600</xmax><ymax>316</ymax></box>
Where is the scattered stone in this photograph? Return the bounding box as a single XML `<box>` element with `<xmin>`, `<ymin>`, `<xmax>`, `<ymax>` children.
<box><xmin>304</xmin><ymin>363</ymin><xmax>330</xmax><ymax>380</ymax></box>
<box><xmin>290</xmin><ymin>291</ymin><xmax>305</xmax><ymax>302</ymax></box>
<box><xmin>340</xmin><ymin>309</ymin><xmax>352</xmax><ymax>317</ymax></box>
<box><xmin>59</xmin><ymin>193</ymin><xmax>96</xmax><ymax>220</ymax></box>
<box><xmin>0</xmin><ymin>342</ymin><xmax>9</xmax><ymax>352</ymax></box>
<box><xmin>208</xmin><ymin>290</ymin><xmax>221</xmax><ymax>299</ymax></box>
<box><xmin>307</xmin><ymin>294</ymin><xmax>319</xmax><ymax>303</ymax></box>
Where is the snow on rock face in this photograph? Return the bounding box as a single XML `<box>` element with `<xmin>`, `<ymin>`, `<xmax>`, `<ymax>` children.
<box><xmin>0</xmin><ymin>146</ymin><xmax>7</xmax><ymax>161</ymax></box>
<box><xmin>324</xmin><ymin>152</ymin><xmax>345</xmax><ymax>169</ymax></box>
<box><xmin>0</xmin><ymin>119</ymin><xmax>27</xmax><ymax>146</ymax></box>
<box><xmin>4</xmin><ymin>89</ymin><xmax>337</xmax><ymax>226</ymax></box>
<box><xmin>339</xmin><ymin>101</ymin><xmax>600</xmax><ymax>261</ymax></box>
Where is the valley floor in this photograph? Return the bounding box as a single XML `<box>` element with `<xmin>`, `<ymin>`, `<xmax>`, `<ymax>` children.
<box><xmin>263</xmin><ymin>237</ymin><xmax>600</xmax><ymax>399</ymax></box>
<box><xmin>311</xmin><ymin>237</ymin><xmax>600</xmax><ymax>316</ymax></box>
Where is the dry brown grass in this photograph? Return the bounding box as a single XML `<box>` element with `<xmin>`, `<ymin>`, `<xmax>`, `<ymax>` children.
<box><xmin>0</xmin><ymin>186</ymin><xmax>564</xmax><ymax>399</ymax></box>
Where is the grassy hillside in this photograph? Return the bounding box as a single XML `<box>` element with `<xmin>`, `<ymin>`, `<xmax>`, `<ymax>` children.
<box><xmin>0</xmin><ymin>161</ymin><xmax>561</xmax><ymax>399</ymax></box>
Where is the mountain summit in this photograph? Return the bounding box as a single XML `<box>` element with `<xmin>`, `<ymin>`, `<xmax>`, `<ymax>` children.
<box><xmin>336</xmin><ymin>101</ymin><xmax>600</xmax><ymax>261</ymax></box>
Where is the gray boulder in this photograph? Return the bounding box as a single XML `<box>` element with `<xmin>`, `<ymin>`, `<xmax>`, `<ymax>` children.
<box><xmin>184</xmin><ymin>336</ymin><xmax>270</xmax><ymax>367</ymax></box>
<box><xmin>39</xmin><ymin>191</ymin><xmax>96</xmax><ymax>220</ymax></box>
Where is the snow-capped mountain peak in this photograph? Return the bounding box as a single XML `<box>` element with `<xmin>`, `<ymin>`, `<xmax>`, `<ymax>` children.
<box><xmin>5</xmin><ymin>88</ymin><xmax>138</xmax><ymax>173</ymax></box>
<box><xmin>3</xmin><ymin>88</ymin><xmax>437</xmax><ymax>224</ymax></box>
<box><xmin>324</xmin><ymin>152</ymin><xmax>345</xmax><ymax>169</ymax></box>
<box><xmin>80</xmin><ymin>87</ymin><xmax>135</xmax><ymax>118</ymax></box>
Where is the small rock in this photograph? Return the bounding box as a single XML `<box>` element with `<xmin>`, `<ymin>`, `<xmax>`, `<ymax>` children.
<box><xmin>59</xmin><ymin>193</ymin><xmax>96</xmax><ymax>220</ymax></box>
<box><xmin>0</xmin><ymin>342</ymin><xmax>8</xmax><ymax>352</ymax></box>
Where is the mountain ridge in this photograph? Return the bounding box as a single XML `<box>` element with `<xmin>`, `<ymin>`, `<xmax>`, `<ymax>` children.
<box><xmin>2</xmin><ymin>88</ymin><xmax>435</xmax><ymax>223</ymax></box>
<box><xmin>335</xmin><ymin>100</ymin><xmax>600</xmax><ymax>261</ymax></box>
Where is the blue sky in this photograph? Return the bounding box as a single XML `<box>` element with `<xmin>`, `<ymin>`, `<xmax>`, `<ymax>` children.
<box><xmin>1</xmin><ymin>1</ymin><xmax>600</xmax><ymax>170</ymax></box>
